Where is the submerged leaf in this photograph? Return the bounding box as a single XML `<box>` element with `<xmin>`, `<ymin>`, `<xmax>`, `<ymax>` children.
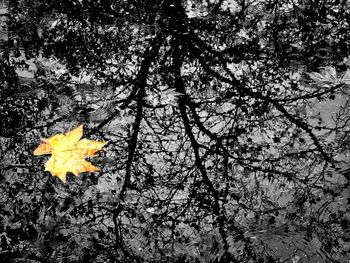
<box><xmin>341</xmin><ymin>69</ymin><xmax>350</xmax><ymax>85</ymax></box>
<box><xmin>307</xmin><ymin>66</ymin><xmax>339</xmax><ymax>85</ymax></box>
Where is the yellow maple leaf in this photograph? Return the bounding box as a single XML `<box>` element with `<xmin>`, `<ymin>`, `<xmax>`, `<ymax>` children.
<box><xmin>34</xmin><ymin>125</ymin><xmax>108</xmax><ymax>183</ymax></box>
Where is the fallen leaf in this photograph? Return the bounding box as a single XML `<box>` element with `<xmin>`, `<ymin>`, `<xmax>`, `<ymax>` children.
<box><xmin>34</xmin><ymin>125</ymin><xmax>107</xmax><ymax>182</ymax></box>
